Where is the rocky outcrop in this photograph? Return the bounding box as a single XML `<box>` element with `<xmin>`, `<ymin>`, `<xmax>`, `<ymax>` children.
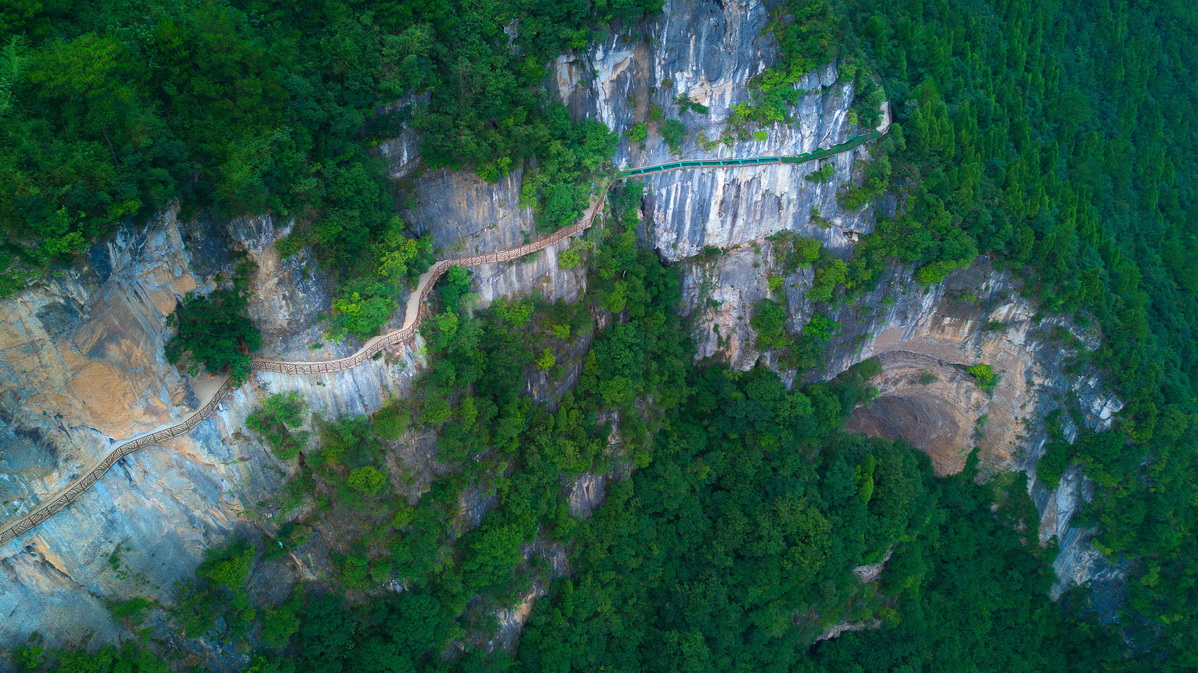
<box><xmin>673</xmin><ymin>246</ymin><xmax>1123</xmax><ymax>596</ymax></box>
<box><xmin>844</xmin><ymin>351</ymin><xmax>993</xmax><ymax>476</ymax></box>
<box><xmin>818</xmin><ymin>265</ymin><xmax>1123</xmax><ymax>599</ymax></box>
<box><xmin>817</xmin><ymin>264</ymin><xmax>1119</xmax><ymax>476</ymax></box>
<box><xmin>229</xmin><ymin>215</ymin><xmax>343</xmax><ymax>362</ymax></box>
<box><xmin>0</xmin><ymin>208</ymin><xmax>425</xmax><ymax>658</ymax></box>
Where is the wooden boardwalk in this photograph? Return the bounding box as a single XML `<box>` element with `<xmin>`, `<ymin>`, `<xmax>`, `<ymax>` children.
<box><xmin>0</xmin><ymin>128</ymin><xmax>882</xmax><ymax>546</ymax></box>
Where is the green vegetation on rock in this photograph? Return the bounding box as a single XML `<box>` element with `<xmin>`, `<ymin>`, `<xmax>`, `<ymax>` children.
<box><xmin>804</xmin><ymin>162</ymin><xmax>837</xmax><ymax>183</ymax></box>
<box><xmin>0</xmin><ymin>0</ymin><xmax>656</xmax><ymax>353</ymax></box>
<box><xmin>165</xmin><ymin>288</ymin><xmax>260</xmax><ymax>384</ymax></box>
<box><xmin>247</xmin><ymin>392</ymin><xmax>309</xmax><ymax>460</ymax></box>
<box><xmin>661</xmin><ymin>119</ymin><xmax>688</xmax><ymax>154</ymax></box>
<box><xmin>965</xmin><ymin>363</ymin><xmax>1001</xmax><ymax>393</ymax></box>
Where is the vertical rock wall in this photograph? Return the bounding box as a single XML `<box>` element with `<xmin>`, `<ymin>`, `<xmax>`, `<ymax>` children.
<box><xmin>397</xmin><ymin>167</ymin><xmax>589</xmax><ymax>309</ymax></box>
<box><xmin>556</xmin><ymin>0</ymin><xmax>881</xmax><ymax>262</ymax></box>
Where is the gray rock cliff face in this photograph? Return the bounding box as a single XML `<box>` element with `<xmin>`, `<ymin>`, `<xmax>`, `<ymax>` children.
<box><xmin>398</xmin><ymin>166</ymin><xmax>589</xmax><ymax>309</ymax></box>
<box><xmin>815</xmin><ymin>264</ymin><xmax>1123</xmax><ymax>600</ymax></box>
<box><xmin>666</xmin><ymin>207</ymin><xmax>1122</xmax><ymax>600</ymax></box>
<box><xmin>555</xmin><ymin>0</ymin><xmax>879</xmax><ymax>261</ymax></box>
<box><xmin>0</xmin><ymin>0</ymin><xmax>1115</xmax><ymax>658</ymax></box>
<box><xmin>0</xmin><ymin>207</ymin><xmax>429</xmax><ymax>662</ymax></box>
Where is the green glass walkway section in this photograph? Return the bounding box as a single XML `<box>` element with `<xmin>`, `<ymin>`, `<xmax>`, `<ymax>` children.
<box><xmin>620</xmin><ymin>129</ymin><xmax>883</xmax><ymax>178</ymax></box>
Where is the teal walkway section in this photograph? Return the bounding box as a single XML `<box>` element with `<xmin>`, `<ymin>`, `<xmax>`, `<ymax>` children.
<box><xmin>621</xmin><ymin>129</ymin><xmax>883</xmax><ymax>178</ymax></box>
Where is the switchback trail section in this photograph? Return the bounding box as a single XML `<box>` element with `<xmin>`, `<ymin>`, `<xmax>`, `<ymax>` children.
<box><xmin>0</xmin><ymin>127</ymin><xmax>884</xmax><ymax>546</ymax></box>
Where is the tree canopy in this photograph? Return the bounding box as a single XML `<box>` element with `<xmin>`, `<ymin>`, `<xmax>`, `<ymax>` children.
<box><xmin>165</xmin><ymin>288</ymin><xmax>260</xmax><ymax>384</ymax></box>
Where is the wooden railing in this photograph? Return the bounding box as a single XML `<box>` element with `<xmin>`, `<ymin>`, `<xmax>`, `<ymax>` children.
<box><xmin>0</xmin><ymin>128</ymin><xmax>880</xmax><ymax>545</ymax></box>
<box><xmin>0</xmin><ymin>190</ymin><xmax>611</xmax><ymax>546</ymax></box>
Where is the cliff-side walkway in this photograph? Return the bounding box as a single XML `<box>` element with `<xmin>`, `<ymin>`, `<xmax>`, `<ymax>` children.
<box><xmin>0</xmin><ymin>128</ymin><xmax>883</xmax><ymax>546</ymax></box>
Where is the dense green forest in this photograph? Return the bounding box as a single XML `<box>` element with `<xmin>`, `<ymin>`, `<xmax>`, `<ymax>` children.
<box><xmin>837</xmin><ymin>0</ymin><xmax>1198</xmax><ymax>661</ymax></box>
<box><xmin>4</xmin><ymin>0</ymin><xmax>1197</xmax><ymax>671</ymax></box>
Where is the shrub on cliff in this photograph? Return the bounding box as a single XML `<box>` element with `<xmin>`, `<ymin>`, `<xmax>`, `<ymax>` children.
<box><xmin>625</xmin><ymin>122</ymin><xmax>649</xmax><ymax>144</ymax></box>
<box><xmin>174</xmin><ymin>539</ymin><xmax>259</xmax><ymax>639</ymax></box>
<box><xmin>805</xmin><ymin>162</ymin><xmax>838</xmax><ymax>183</ymax></box>
<box><xmin>661</xmin><ymin>119</ymin><xmax>687</xmax><ymax>153</ymax></box>
<box><xmin>165</xmin><ymin>288</ymin><xmax>261</xmax><ymax>384</ymax></box>
<box><xmin>965</xmin><ymin>363</ymin><xmax>1000</xmax><ymax>393</ymax></box>
<box><xmin>197</xmin><ymin>539</ymin><xmax>256</xmax><ymax>591</ymax></box>
<box><xmin>329</xmin><ymin>282</ymin><xmax>400</xmax><ymax>341</ymax></box>
<box><xmin>347</xmin><ymin>465</ymin><xmax>387</xmax><ymax>498</ymax></box>
<box><xmin>751</xmin><ymin>298</ymin><xmax>792</xmax><ymax>351</ymax></box>
<box><xmin>371</xmin><ymin>401</ymin><xmax>410</xmax><ymax>441</ymax></box>
<box><xmin>809</xmin><ymin>255</ymin><xmax>848</xmax><ymax>303</ymax></box>
<box><xmin>439</xmin><ymin>265</ymin><xmax>473</xmax><ymax>314</ymax></box>
<box><xmin>246</xmin><ymin>392</ymin><xmax>309</xmax><ymax>460</ymax></box>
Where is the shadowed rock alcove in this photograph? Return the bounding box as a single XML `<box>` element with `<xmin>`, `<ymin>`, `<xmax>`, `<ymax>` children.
<box><xmin>845</xmin><ymin>393</ymin><xmax>973</xmax><ymax>474</ymax></box>
<box><xmin>843</xmin><ymin>352</ymin><xmax>991</xmax><ymax>475</ymax></box>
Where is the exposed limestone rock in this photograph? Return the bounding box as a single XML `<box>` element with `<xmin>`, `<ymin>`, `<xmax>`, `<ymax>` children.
<box><xmin>0</xmin><ymin>214</ymin><xmax>196</xmax><ymax>441</ymax></box>
<box><xmin>1034</xmin><ymin>464</ymin><xmax>1124</xmax><ymax>601</ymax></box>
<box><xmin>555</xmin><ymin>0</ymin><xmax>880</xmax><ymax>261</ymax></box>
<box><xmin>818</xmin><ymin>264</ymin><xmax>1120</xmax><ymax>481</ymax></box>
<box><xmin>0</xmin><ymin>537</ymin><xmax>125</xmax><ymax>650</ymax></box>
<box><xmin>567</xmin><ymin>473</ymin><xmax>608</xmax><ymax>518</ymax></box>
<box><xmin>489</xmin><ymin>541</ymin><xmax>569</xmax><ymax>652</ymax></box>
<box><xmin>817</xmin><ymin>619</ymin><xmax>884</xmax><ymax>643</ymax></box>
<box><xmin>844</xmin><ymin>351</ymin><xmax>991</xmax><ymax>476</ymax></box>
<box><xmin>492</xmin><ymin>587</ymin><xmax>545</xmax><ymax>653</ymax></box>
<box><xmin>398</xmin><ymin>166</ymin><xmax>588</xmax><ymax>308</ymax></box>
<box><xmin>851</xmin><ymin>549</ymin><xmax>892</xmax><ymax>585</ymax></box>
<box><xmin>228</xmin><ymin>214</ymin><xmax>342</xmax><ymax>362</ymax></box>
<box><xmin>0</xmin><ymin>207</ymin><xmax>428</xmax><ymax>660</ymax></box>
<box><xmin>679</xmin><ymin>241</ymin><xmax>778</xmax><ymax>368</ymax></box>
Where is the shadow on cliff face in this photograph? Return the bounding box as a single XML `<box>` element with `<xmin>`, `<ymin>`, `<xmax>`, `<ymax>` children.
<box><xmin>841</xmin><ymin>351</ymin><xmax>991</xmax><ymax>476</ymax></box>
<box><xmin>845</xmin><ymin>393</ymin><xmax>972</xmax><ymax>475</ymax></box>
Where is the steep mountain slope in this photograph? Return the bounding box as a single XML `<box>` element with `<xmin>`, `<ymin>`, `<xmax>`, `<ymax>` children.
<box><xmin>0</xmin><ymin>0</ymin><xmax>1122</xmax><ymax>660</ymax></box>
